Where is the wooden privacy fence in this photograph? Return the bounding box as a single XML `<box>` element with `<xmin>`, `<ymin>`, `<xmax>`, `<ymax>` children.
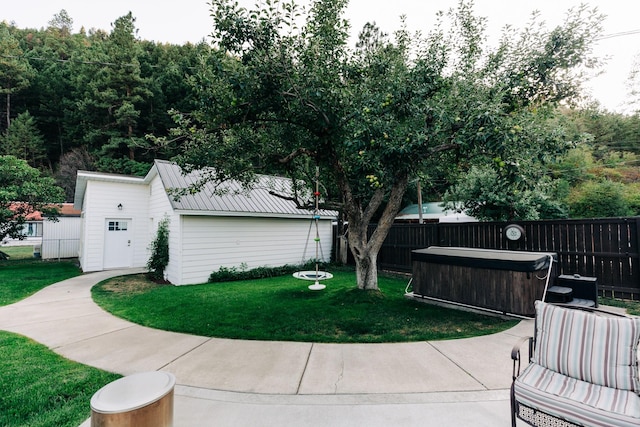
<box><xmin>368</xmin><ymin>217</ymin><xmax>640</xmax><ymax>300</ymax></box>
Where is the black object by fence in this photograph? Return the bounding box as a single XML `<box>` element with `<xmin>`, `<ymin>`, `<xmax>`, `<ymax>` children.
<box><xmin>368</xmin><ymin>218</ymin><xmax>640</xmax><ymax>300</ymax></box>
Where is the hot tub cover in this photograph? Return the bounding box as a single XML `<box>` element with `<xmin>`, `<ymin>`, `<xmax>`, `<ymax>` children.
<box><xmin>411</xmin><ymin>246</ymin><xmax>556</xmax><ymax>272</ymax></box>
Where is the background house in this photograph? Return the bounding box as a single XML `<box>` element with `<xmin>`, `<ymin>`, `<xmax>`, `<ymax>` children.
<box><xmin>1</xmin><ymin>206</ymin><xmax>43</xmax><ymax>248</ymax></box>
<box><xmin>41</xmin><ymin>203</ymin><xmax>82</xmax><ymax>260</ymax></box>
<box><xmin>395</xmin><ymin>202</ymin><xmax>477</xmax><ymax>223</ymax></box>
<box><xmin>2</xmin><ymin>203</ymin><xmax>81</xmax><ymax>260</ymax></box>
<box><xmin>73</xmin><ymin>160</ymin><xmax>337</xmax><ymax>285</ymax></box>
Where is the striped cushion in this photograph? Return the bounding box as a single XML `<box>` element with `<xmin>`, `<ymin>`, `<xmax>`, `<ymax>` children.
<box><xmin>514</xmin><ymin>363</ymin><xmax>640</xmax><ymax>426</ymax></box>
<box><xmin>533</xmin><ymin>301</ymin><xmax>640</xmax><ymax>393</ymax></box>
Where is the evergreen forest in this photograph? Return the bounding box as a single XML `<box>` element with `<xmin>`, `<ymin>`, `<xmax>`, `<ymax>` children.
<box><xmin>2</xmin><ymin>8</ymin><xmax>640</xmax><ymax>220</ymax></box>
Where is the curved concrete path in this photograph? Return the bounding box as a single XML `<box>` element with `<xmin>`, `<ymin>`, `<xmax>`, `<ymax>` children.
<box><xmin>0</xmin><ymin>269</ymin><xmax>532</xmax><ymax>426</ymax></box>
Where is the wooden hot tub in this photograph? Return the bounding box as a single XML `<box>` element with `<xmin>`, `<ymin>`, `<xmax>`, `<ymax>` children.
<box><xmin>411</xmin><ymin>246</ymin><xmax>556</xmax><ymax>317</ymax></box>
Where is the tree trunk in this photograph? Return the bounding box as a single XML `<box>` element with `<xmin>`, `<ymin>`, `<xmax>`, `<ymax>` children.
<box><xmin>6</xmin><ymin>91</ymin><xmax>10</xmax><ymax>129</ymax></box>
<box><xmin>128</xmin><ymin>122</ymin><xmax>135</xmax><ymax>160</ymax></box>
<box><xmin>345</xmin><ymin>174</ymin><xmax>410</xmax><ymax>291</ymax></box>
<box><xmin>353</xmin><ymin>247</ymin><xmax>378</xmax><ymax>290</ymax></box>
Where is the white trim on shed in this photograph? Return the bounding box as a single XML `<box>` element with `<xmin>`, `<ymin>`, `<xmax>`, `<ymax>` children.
<box><xmin>74</xmin><ymin>173</ymin><xmax>149</xmax><ymax>272</ymax></box>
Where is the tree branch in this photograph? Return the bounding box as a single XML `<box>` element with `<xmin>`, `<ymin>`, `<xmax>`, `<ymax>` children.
<box><xmin>267</xmin><ymin>190</ymin><xmax>342</xmax><ymax>211</ymax></box>
<box><xmin>362</xmin><ymin>187</ymin><xmax>385</xmax><ymax>226</ymax></box>
<box><xmin>368</xmin><ymin>173</ymin><xmax>409</xmax><ymax>253</ymax></box>
<box><xmin>278</xmin><ymin>147</ymin><xmax>317</xmax><ymax>164</ymax></box>
<box><xmin>267</xmin><ymin>190</ymin><xmax>307</xmax><ymax>209</ymax></box>
<box><xmin>281</xmin><ymin>91</ymin><xmax>332</xmax><ymax>129</ymax></box>
<box><xmin>427</xmin><ymin>142</ymin><xmax>459</xmax><ymax>154</ymax></box>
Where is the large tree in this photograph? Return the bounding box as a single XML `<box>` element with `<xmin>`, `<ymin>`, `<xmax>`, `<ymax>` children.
<box><xmin>0</xmin><ymin>155</ymin><xmax>65</xmax><ymax>249</ymax></box>
<box><xmin>626</xmin><ymin>53</ymin><xmax>640</xmax><ymax>114</ymax></box>
<box><xmin>1</xmin><ymin>111</ymin><xmax>47</xmax><ymax>169</ymax></box>
<box><xmin>162</xmin><ymin>0</ymin><xmax>602</xmax><ymax>290</ymax></box>
<box><xmin>0</xmin><ymin>24</ymin><xmax>34</xmax><ymax>130</ymax></box>
<box><xmin>69</xmin><ymin>13</ymin><xmax>152</xmax><ymax>174</ymax></box>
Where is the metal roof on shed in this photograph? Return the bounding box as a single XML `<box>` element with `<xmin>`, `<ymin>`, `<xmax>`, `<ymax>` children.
<box><xmin>153</xmin><ymin>160</ymin><xmax>337</xmax><ymax>219</ymax></box>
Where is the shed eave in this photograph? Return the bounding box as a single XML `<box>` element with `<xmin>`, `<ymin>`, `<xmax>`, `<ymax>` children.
<box><xmin>173</xmin><ymin>209</ymin><xmax>336</xmax><ymax>220</ymax></box>
<box><xmin>73</xmin><ymin>170</ymin><xmax>148</xmax><ymax>211</ymax></box>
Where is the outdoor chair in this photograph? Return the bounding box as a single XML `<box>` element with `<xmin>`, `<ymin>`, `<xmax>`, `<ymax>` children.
<box><xmin>511</xmin><ymin>300</ymin><xmax>640</xmax><ymax>427</ymax></box>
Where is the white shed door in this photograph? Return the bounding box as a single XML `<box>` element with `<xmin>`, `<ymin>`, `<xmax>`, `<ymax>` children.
<box><xmin>104</xmin><ymin>219</ymin><xmax>133</xmax><ymax>269</ymax></box>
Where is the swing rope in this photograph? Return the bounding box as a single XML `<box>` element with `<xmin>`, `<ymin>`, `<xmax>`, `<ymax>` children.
<box><xmin>301</xmin><ymin>167</ymin><xmax>325</xmax><ymax>265</ymax></box>
<box><xmin>301</xmin><ymin>217</ymin><xmax>314</xmax><ymax>263</ymax></box>
<box><xmin>293</xmin><ymin>166</ymin><xmax>332</xmax><ymax>289</ymax></box>
<box><xmin>313</xmin><ymin>167</ymin><xmax>320</xmax><ymax>279</ymax></box>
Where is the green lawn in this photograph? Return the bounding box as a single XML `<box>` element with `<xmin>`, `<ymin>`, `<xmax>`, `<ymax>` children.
<box><xmin>0</xmin><ymin>258</ymin><xmax>81</xmax><ymax>306</ymax></box>
<box><xmin>0</xmin><ymin>258</ymin><xmax>118</xmax><ymax>426</ymax></box>
<box><xmin>0</xmin><ymin>245</ymin><xmax>35</xmax><ymax>260</ymax></box>
<box><xmin>600</xmin><ymin>297</ymin><xmax>640</xmax><ymax>316</ymax></box>
<box><xmin>0</xmin><ymin>331</ymin><xmax>121</xmax><ymax>427</ymax></box>
<box><xmin>92</xmin><ymin>268</ymin><xmax>518</xmax><ymax>343</ymax></box>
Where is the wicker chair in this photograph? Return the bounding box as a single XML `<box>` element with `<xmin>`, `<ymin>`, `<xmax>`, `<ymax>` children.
<box><xmin>511</xmin><ymin>301</ymin><xmax>640</xmax><ymax>427</ymax></box>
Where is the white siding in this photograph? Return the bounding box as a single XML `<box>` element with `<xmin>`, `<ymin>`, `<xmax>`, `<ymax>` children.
<box><xmin>177</xmin><ymin>216</ymin><xmax>333</xmax><ymax>285</ymax></box>
<box><xmin>41</xmin><ymin>217</ymin><xmax>81</xmax><ymax>259</ymax></box>
<box><xmin>78</xmin><ymin>209</ymin><xmax>86</xmax><ymax>267</ymax></box>
<box><xmin>78</xmin><ymin>180</ymin><xmax>150</xmax><ymax>272</ymax></box>
<box><xmin>148</xmin><ymin>175</ymin><xmax>182</xmax><ymax>284</ymax></box>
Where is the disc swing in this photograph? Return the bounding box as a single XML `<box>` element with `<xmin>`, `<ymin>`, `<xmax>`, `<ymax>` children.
<box><xmin>293</xmin><ymin>167</ymin><xmax>333</xmax><ymax>290</ymax></box>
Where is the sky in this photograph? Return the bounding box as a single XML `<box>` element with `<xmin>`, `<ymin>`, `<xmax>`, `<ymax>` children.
<box><xmin>4</xmin><ymin>0</ymin><xmax>640</xmax><ymax>113</ymax></box>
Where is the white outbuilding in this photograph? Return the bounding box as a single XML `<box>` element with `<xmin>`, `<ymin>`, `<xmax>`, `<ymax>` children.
<box><xmin>73</xmin><ymin>160</ymin><xmax>336</xmax><ymax>285</ymax></box>
<box><xmin>41</xmin><ymin>203</ymin><xmax>82</xmax><ymax>260</ymax></box>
